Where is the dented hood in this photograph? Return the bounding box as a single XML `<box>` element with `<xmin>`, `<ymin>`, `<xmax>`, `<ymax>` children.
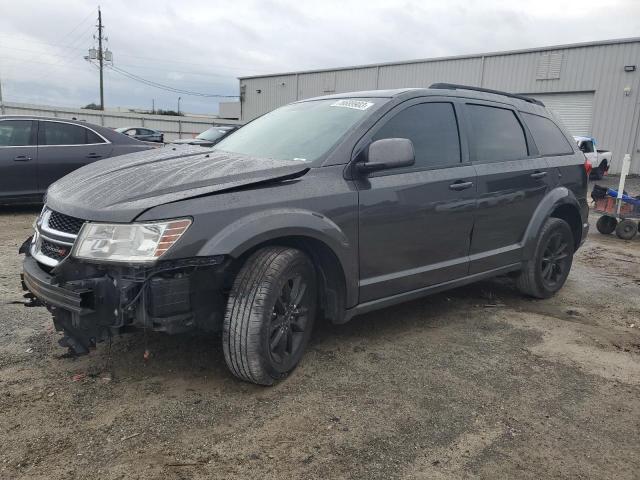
<box><xmin>46</xmin><ymin>146</ymin><xmax>310</xmax><ymax>222</ymax></box>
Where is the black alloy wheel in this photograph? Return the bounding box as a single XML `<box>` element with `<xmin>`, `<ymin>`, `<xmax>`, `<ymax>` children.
<box><xmin>223</xmin><ymin>247</ymin><xmax>317</xmax><ymax>385</ymax></box>
<box><xmin>539</xmin><ymin>231</ymin><xmax>571</xmax><ymax>290</ymax></box>
<box><xmin>269</xmin><ymin>274</ymin><xmax>312</xmax><ymax>367</ymax></box>
<box><xmin>516</xmin><ymin>217</ymin><xmax>574</xmax><ymax>299</ymax></box>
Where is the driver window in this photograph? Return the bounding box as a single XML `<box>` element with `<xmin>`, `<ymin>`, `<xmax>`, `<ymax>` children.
<box><xmin>372</xmin><ymin>102</ymin><xmax>461</xmax><ymax>171</ymax></box>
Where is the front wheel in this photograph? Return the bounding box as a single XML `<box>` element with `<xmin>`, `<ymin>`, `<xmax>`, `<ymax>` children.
<box><xmin>516</xmin><ymin>218</ymin><xmax>574</xmax><ymax>299</ymax></box>
<box><xmin>223</xmin><ymin>247</ymin><xmax>317</xmax><ymax>385</ymax></box>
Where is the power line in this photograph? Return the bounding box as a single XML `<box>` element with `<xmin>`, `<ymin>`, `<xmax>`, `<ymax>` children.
<box><xmin>106</xmin><ymin>64</ymin><xmax>239</xmax><ymax>98</ymax></box>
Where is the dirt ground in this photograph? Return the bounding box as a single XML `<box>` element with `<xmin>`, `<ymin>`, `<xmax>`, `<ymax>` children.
<box><xmin>1</xmin><ymin>177</ymin><xmax>639</xmax><ymax>480</ymax></box>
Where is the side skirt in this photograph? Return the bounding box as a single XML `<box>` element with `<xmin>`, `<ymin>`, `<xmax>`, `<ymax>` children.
<box><xmin>341</xmin><ymin>263</ymin><xmax>522</xmax><ymax>323</ymax></box>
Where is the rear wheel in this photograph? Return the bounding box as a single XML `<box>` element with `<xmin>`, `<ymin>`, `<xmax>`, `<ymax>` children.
<box><xmin>223</xmin><ymin>247</ymin><xmax>317</xmax><ymax>385</ymax></box>
<box><xmin>615</xmin><ymin>219</ymin><xmax>638</xmax><ymax>240</ymax></box>
<box><xmin>590</xmin><ymin>164</ymin><xmax>605</xmax><ymax>180</ymax></box>
<box><xmin>516</xmin><ymin>218</ymin><xmax>574</xmax><ymax>299</ymax></box>
<box><xmin>596</xmin><ymin>215</ymin><xmax>617</xmax><ymax>234</ymax></box>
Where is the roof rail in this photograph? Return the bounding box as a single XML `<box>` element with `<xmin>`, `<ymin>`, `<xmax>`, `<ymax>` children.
<box><xmin>429</xmin><ymin>83</ymin><xmax>545</xmax><ymax>107</ymax></box>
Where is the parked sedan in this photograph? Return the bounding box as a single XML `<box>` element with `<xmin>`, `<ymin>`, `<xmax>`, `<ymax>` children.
<box><xmin>115</xmin><ymin>127</ymin><xmax>164</xmax><ymax>143</ymax></box>
<box><xmin>0</xmin><ymin>116</ymin><xmax>153</xmax><ymax>204</ymax></box>
<box><xmin>170</xmin><ymin>125</ymin><xmax>239</xmax><ymax>147</ymax></box>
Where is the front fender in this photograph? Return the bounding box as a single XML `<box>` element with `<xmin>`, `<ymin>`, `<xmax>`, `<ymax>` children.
<box><xmin>196</xmin><ymin>208</ymin><xmax>358</xmax><ymax>307</ymax></box>
<box><xmin>522</xmin><ymin>187</ymin><xmax>582</xmax><ymax>260</ymax></box>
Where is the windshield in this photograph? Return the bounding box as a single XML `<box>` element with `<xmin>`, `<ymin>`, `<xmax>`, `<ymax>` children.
<box><xmin>196</xmin><ymin>127</ymin><xmax>233</xmax><ymax>142</ymax></box>
<box><xmin>214</xmin><ymin>98</ymin><xmax>382</xmax><ymax>162</ymax></box>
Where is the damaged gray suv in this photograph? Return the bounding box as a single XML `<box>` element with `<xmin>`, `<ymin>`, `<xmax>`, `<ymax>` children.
<box><xmin>21</xmin><ymin>84</ymin><xmax>589</xmax><ymax>385</ymax></box>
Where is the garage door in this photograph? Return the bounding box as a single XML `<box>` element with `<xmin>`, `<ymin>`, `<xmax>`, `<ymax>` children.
<box><xmin>526</xmin><ymin>92</ymin><xmax>595</xmax><ymax>137</ymax></box>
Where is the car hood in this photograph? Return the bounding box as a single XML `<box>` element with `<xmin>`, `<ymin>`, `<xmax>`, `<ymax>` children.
<box><xmin>46</xmin><ymin>145</ymin><xmax>310</xmax><ymax>222</ymax></box>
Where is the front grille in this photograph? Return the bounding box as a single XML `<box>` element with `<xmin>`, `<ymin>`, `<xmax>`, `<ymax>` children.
<box><xmin>48</xmin><ymin>210</ymin><xmax>84</xmax><ymax>235</ymax></box>
<box><xmin>40</xmin><ymin>238</ymin><xmax>71</xmax><ymax>262</ymax></box>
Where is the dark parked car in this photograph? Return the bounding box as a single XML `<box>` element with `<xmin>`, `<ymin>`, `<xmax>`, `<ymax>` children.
<box><xmin>170</xmin><ymin>125</ymin><xmax>239</xmax><ymax>147</ymax></box>
<box><xmin>114</xmin><ymin>126</ymin><xmax>164</xmax><ymax>143</ymax></box>
<box><xmin>21</xmin><ymin>84</ymin><xmax>589</xmax><ymax>385</ymax></box>
<box><xmin>0</xmin><ymin>116</ymin><xmax>153</xmax><ymax>204</ymax></box>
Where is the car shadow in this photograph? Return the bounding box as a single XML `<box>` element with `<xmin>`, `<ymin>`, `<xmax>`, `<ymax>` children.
<box><xmin>66</xmin><ymin>275</ymin><xmax>524</xmax><ymax>387</ymax></box>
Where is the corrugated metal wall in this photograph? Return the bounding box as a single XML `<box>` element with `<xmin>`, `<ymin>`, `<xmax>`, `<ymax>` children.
<box><xmin>0</xmin><ymin>102</ymin><xmax>240</xmax><ymax>141</ymax></box>
<box><xmin>240</xmin><ymin>39</ymin><xmax>640</xmax><ymax>174</ymax></box>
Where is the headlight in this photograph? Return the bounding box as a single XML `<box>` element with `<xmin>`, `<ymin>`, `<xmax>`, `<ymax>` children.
<box><xmin>73</xmin><ymin>219</ymin><xmax>191</xmax><ymax>263</ymax></box>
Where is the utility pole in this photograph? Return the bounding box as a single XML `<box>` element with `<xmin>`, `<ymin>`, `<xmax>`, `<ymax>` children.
<box><xmin>97</xmin><ymin>7</ymin><xmax>104</xmax><ymax>110</ymax></box>
<box><xmin>177</xmin><ymin>96</ymin><xmax>181</xmax><ymax>115</ymax></box>
<box><xmin>152</xmin><ymin>98</ymin><xmax>155</xmax><ymax>114</ymax></box>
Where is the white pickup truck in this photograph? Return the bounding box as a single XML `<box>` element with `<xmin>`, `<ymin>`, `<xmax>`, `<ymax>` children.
<box><xmin>574</xmin><ymin>136</ymin><xmax>612</xmax><ymax>180</ymax></box>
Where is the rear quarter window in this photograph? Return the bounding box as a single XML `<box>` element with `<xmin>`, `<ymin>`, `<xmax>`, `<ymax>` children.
<box><xmin>521</xmin><ymin>112</ymin><xmax>574</xmax><ymax>156</ymax></box>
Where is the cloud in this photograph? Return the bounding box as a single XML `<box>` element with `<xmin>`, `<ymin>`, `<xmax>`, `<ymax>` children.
<box><xmin>0</xmin><ymin>0</ymin><xmax>638</xmax><ymax>114</ymax></box>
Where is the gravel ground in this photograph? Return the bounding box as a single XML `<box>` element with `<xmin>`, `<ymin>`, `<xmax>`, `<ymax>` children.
<box><xmin>1</xmin><ymin>177</ymin><xmax>639</xmax><ymax>479</ymax></box>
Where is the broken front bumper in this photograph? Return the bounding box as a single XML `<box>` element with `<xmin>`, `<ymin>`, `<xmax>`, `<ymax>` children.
<box><xmin>22</xmin><ymin>255</ymin><xmax>97</xmax><ymax>314</ymax></box>
<box><xmin>21</xmin><ymin>252</ymin><xmax>229</xmax><ymax>354</ymax></box>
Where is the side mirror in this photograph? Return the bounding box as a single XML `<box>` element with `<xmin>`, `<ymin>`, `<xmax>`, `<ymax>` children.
<box><xmin>357</xmin><ymin>138</ymin><xmax>415</xmax><ymax>174</ymax></box>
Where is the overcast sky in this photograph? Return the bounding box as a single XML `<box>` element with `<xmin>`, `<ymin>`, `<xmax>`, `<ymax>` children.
<box><xmin>0</xmin><ymin>0</ymin><xmax>638</xmax><ymax>115</ymax></box>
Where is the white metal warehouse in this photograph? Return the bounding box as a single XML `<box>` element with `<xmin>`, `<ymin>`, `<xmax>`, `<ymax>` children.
<box><xmin>239</xmin><ymin>37</ymin><xmax>640</xmax><ymax>174</ymax></box>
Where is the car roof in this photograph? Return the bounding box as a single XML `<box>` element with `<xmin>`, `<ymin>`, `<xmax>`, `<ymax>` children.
<box><xmin>0</xmin><ymin>115</ymin><xmax>149</xmax><ymax>145</ymax></box>
<box><xmin>0</xmin><ymin>115</ymin><xmax>99</xmax><ymax>125</ymax></box>
<box><xmin>299</xmin><ymin>87</ymin><xmax>548</xmax><ymax>114</ymax></box>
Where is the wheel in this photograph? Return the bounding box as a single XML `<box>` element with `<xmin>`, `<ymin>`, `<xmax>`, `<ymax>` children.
<box><xmin>590</xmin><ymin>164</ymin><xmax>605</xmax><ymax>180</ymax></box>
<box><xmin>596</xmin><ymin>215</ymin><xmax>617</xmax><ymax>234</ymax></box>
<box><xmin>615</xmin><ymin>219</ymin><xmax>638</xmax><ymax>240</ymax></box>
<box><xmin>516</xmin><ymin>217</ymin><xmax>574</xmax><ymax>299</ymax></box>
<box><xmin>223</xmin><ymin>247</ymin><xmax>317</xmax><ymax>385</ymax></box>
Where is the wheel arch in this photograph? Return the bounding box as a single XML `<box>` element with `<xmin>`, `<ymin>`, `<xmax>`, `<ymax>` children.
<box><xmin>195</xmin><ymin>208</ymin><xmax>357</xmax><ymax>315</ymax></box>
<box><xmin>522</xmin><ymin>187</ymin><xmax>584</xmax><ymax>259</ymax></box>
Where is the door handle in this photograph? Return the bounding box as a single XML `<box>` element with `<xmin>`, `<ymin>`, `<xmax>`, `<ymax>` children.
<box><xmin>449</xmin><ymin>180</ymin><xmax>473</xmax><ymax>191</ymax></box>
<box><xmin>13</xmin><ymin>155</ymin><xmax>32</xmax><ymax>162</ymax></box>
<box><xmin>86</xmin><ymin>153</ymin><xmax>102</xmax><ymax>159</ymax></box>
<box><xmin>530</xmin><ymin>171</ymin><xmax>548</xmax><ymax>179</ymax></box>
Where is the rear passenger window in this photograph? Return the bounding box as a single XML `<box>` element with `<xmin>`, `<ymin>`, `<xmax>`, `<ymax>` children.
<box><xmin>467</xmin><ymin>104</ymin><xmax>528</xmax><ymax>163</ymax></box>
<box><xmin>372</xmin><ymin>102</ymin><xmax>461</xmax><ymax>169</ymax></box>
<box><xmin>41</xmin><ymin>122</ymin><xmax>89</xmax><ymax>145</ymax></box>
<box><xmin>521</xmin><ymin>112</ymin><xmax>573</xmax><ymax>156</ymax></box>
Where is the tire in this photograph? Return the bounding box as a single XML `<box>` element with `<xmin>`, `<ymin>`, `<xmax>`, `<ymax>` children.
<box><xmin>516</xmin><ymin>217</ymin><xmax>574</xmax><ymax>299</ymax></box>
<box><xmin>615</xmin><ymin>219</ymin><xmax>638</xmax><ymax>240</ymax></box>
<box><xmin>596</xmin><ymin>215</ymin><xmax>617</xmax><ymax>234</ymax></box>
<box><xmin>590</xmin><ymin>164</ymin><xmax>605</xmax><ymax>181</ymax></box>
<box><xmin>223</xmin><ymin>247</ymin><xmax>317</xmax><ymax>385</ymax></box>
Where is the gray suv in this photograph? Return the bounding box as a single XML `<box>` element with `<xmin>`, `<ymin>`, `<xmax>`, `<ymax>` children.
<box><xmin>21</xmin><ymin>84</ymin><xmax>589</xmax><ymax>385</ymax></box>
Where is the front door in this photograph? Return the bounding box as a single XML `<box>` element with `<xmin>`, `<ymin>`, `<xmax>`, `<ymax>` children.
<box><xmin>0</xmin><ymin>119</ymin><xmax>38</xmax><ymax>201</ymax></box>
<box><xmin>357</xmin><ymin>100</ymin><xmax>476</xmax><ymax>303</ymax></box>
<box><xmin>464</xmin><ymin>102</ymin><xmax>551</xmax><ymax>273</ymax></box>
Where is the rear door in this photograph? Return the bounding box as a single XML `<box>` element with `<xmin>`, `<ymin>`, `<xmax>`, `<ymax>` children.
<box><xmin>357</xmin><ymin>99</ymin><xmax>476</xmax><ymax>302</ymax></box>
<box><xmin>464</xmin><ymin>102</ymin><xmax>551</xmax><ymax>274</ymax></box>
<box><xmin>520</xmin><ymin>111</ymin><xmax>586</xmax><ymax>211</ymax></box>
<box><xmin>0</xmin><ymin>119</ymin><xmax>38</xmax><ymax>200</ymax></box>
<box><xmin>37</xmin><ymin>120</ymin><xmax>113</xmax><ymax>192</ymax></box>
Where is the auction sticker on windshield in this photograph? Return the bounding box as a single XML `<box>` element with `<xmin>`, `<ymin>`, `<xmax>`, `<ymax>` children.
<box><xmin>330</xmin><ymin>99</ymin><xmax>374</xmax><ymax>110</ymax></box>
